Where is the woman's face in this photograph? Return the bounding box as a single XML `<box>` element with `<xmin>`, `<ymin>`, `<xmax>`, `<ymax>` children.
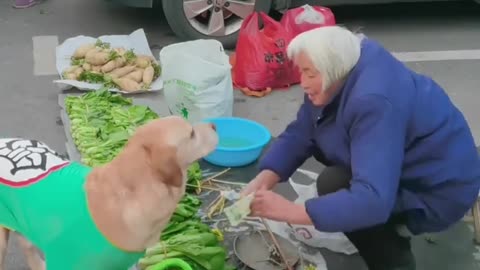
<box><xmin>295</xmin><ymin>51</ymin><xmax>334</xmax><ymax>106</ymax></box>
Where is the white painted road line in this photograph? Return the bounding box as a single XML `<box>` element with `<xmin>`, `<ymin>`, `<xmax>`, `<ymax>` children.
<box><xmin>393</xmin><ymin>49</ymin><xmax>480</xmax><ymax>62</ymax></box>
<box><xmin>33</xmin><ymin>35</ymin><xmax>59</xmax><ymax>76</ymax></box>
<box><xmin>32</xmin><ymin>35</ymin><xmax>480</xmax><ymax>76</ymax></box>
<box><xmin>228</xmin><ymin>49</ymin><xmax>480</xmax><ymax>63</ymax></box>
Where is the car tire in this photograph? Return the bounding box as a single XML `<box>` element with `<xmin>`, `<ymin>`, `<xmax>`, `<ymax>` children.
<box><xmin>162</xmin><ymin>0</ymin><xmax>272</xmax><ymax>49</ymax></box>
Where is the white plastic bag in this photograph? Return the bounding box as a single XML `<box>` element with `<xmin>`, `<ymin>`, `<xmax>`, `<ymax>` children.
<box><xmin>159</xmin><ymin>39</ymin><xmax>234</xmax><ymax>124</ymax></box>
<box><xmin>54</xmin><ymin>28</ymin><xmax>163</xmax><ymax>94</ymax></box>
<box><xmin>288</xmin><ymin>169</ymin><xmax>358</xmax><ymax>255</ymax></box>
<box><xmin>280</xmin><ymin>4</ymin><xmax>336</xmax><ymax>39</ymax></box>
<box><xmin>296</xmin><ymin>4</ymin><xmax>327</xmax><ymax>25</ymax></box>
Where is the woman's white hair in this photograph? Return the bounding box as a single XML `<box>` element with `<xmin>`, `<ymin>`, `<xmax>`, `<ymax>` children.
<box><xmin>287</xmin><ymin>26</ymin><xmax>363</xmax><ymax>92</ymax></box>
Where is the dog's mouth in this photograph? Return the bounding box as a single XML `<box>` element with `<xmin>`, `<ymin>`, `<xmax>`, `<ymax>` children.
<box><xmin>182</xmin><ymin>123</ymin><xmax>219</xmax><ymax>164</ymax></box>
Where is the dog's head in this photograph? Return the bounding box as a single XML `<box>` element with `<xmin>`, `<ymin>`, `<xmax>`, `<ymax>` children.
<box><xmin>126</xmin><ymin>116</ymin><xmax>218</xmax><ymax>188</ymax></box>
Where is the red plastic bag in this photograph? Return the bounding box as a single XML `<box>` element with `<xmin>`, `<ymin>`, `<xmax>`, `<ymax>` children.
<box><xmin>280</xmin><ymin>4</ymin><xmax>336</xmax><ymax>38</ymax></box>
<box><xmin>232</xmin><ymin>12</ymin><xmax>297</xmax><ymax>92</ymax></box>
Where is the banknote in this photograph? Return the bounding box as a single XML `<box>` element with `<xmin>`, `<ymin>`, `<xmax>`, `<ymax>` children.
<box><xmin>224</xmin><ymin>193</ymin><xmax>254</xmax><ymax>226</ymax></box>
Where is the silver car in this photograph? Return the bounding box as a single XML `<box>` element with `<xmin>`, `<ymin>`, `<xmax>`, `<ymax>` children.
<box><xmin>105</xmin><ymin>0</ymin><xmax>474</xmax><ymax>49</ymax></box>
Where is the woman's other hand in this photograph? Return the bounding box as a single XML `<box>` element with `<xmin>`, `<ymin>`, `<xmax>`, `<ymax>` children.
<box><xmin>250</xmin><ymin>189</ymin><xmax>313</xmax><ymax>225</ymax></box>
<box><xmin>240</xmin><ymin>169</ymin><xmax>280</xmax><ymax>197</ymax></box>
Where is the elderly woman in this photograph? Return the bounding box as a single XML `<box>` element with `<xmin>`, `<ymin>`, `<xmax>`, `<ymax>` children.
<box><xmin>241</xmin><ymin>26</ymin><xmax>480</xmax><ymax>270</ymax></box>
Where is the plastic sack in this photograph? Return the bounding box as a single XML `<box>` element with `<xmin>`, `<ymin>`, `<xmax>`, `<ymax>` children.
<box><xmin>280</xmin><ymin>4</ymin><xmax>336</xmax><ymax>38</ymax></box>
<box><xmin>288</xmin><ymin>169</ymin><xmax>358</xmax><ymax>255</ymax></box>
<box><xmin>243</xmin><ymin>168</ymin><xmax>358</xmax><ymax>256</ymax></box>
<box><xmin>232</xmin><ymin>12</ymin><xmax>297</xmax><ymax>92</ymax></box>
<box><xmin>159</xmin><ymin>39</ymin><xmax>233</xmax><ymax>124</ymax></box>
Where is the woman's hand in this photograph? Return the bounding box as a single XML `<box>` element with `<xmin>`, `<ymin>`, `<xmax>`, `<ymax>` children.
<box><xmin>240</xmin><ymin>170</ymin><xmax>280</xmax><ymax>197</ymax></box>
<box><xmin>250</xmin><ymin>190</ymin><xmax>313</xmax><ymax>225</ymax></box>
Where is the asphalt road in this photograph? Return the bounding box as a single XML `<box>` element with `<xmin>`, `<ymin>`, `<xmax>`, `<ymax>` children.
<box><xmin>1</xmin><ymin>0</ymin><xmax>480</xmax><ymax>269</ymax></box>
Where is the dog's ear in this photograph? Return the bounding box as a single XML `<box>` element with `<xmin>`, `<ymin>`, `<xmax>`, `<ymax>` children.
<box><xmin>143</xmin><ymin>143</ymin><xmax>183</xmax><ymax>188</ymax></box>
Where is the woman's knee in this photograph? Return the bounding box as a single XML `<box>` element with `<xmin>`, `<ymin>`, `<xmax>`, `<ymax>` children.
<box><xmin>316</xmin><ymin>166</ymin><xmax>352</xmax><ymax>196</ymax></box>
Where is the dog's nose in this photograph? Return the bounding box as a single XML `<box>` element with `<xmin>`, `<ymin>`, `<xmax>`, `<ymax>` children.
<box><xmin>209</xmin><ymin>123</ymin><xmax>216</xmax><ymax>131</ymax></box>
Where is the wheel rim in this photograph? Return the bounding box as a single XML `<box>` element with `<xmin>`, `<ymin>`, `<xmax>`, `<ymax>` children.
<box><xmin>183</xmin><ymin>0</ymin><xmax>256</xmax><ymax>37</ymax></box>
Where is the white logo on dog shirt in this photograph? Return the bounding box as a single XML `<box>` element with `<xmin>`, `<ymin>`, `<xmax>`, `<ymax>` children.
<box><xmin>0</xmin><ymin>138</ymin><xmax>69</xmax><ymax>187</ymax></box>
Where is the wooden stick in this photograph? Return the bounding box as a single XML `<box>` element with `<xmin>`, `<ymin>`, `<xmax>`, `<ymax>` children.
<box><xmin>185</xmin><ymin>184</ymin><xmax>223</xmax><ymax>192</ymax></box>
<box><xmin>260</xmin><ymin>218</ymin><xmax>293</xmax><ymax>270</ymax></box>
<box><xmin>209</xmin><ymin>178</ymin><xmax>247</xmax><ymax>186</ymax></box>
<box><xmin>203</xmin><ymin>168</ymin><xmax>231</xmax><ymax>182</ymax></box>
<box><xmin>206</xmin><ymin>193</ymin><xmax>223</xmax><ymax>210</ymax></box>
<box><xmin>205</xmin><ymin>184</ymin><xmax>222</xmax><ymax>192</ymax></box>
<box><xmin>207</xmin><ymin>194</ymin><xmax>225</xmax><ymax>218</ymax></box>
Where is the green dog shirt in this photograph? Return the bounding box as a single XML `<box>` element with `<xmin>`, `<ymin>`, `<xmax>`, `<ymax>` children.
<box><xmin>0</xmin><ymin>138</ymin><xmax>144</xmax><ymax>270</ymax></box>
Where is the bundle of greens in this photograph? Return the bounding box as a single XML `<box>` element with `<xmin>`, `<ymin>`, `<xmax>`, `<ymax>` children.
<box><xmin>139</xmin><ymin>231</ymin><xmax>230</xmax><ymax>270</ymax></box>
<box><xmin>65</xmin><ymin>89</ymin><xmax>158</xmax><ymax>167</ymax></box>
<box><xmin>164</xmin><ymin>195</ymin><xmax>220</xmax><ymax>240</ymax></box>
<box><xmin>140</xmin><ymin>194</ymin><xmax>232</xmax><ymax>270</ymax></box>
<box><xmin>63</xmin><ymin>39</ymin><xmax>161</xmax><ymax>92</ymax></box>
<box><xmin>186</xmin><ymin>161</ymin><xmax>203</xmax><ymax>193</ymax></box>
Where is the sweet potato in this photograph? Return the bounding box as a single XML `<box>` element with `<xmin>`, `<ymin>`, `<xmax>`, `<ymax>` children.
<box><xmin>91</xmin><ymin>65</ymin><xmax>101</xmax><ymax>72</ymax></box>
<box><xmin>143</xmin><ymin>66</ymin><xmax>154</xmax><ymax>85</ymax></box>
<box><xmin>85</xmin><ymin>47</ymin><xmax>101</xmax><ymax>60</ymax></box>
<box><xmin>82</xmin><ymin>63</ymin><xmax>92</xmax><ymax>71</ymax></box>
<box><xmin>85</xmin><ymin>50</ymin><xmax>109</xmax><ymax>66</ymax></box>
<box><xmin>109</xmin><ymin>65</ymin><xmax>136</xmax><ymax>78</ymax></box>
<box><xmin>139</xmin><ymin>54</ymin><xmax>155</xmax><ymax>61</ymax></box>
<box><xmin>63</xmin><ymin>65</ymin><xmax>79</xmax><ymax>75</ymax></box>
<box><xmin>113</xmin><ymin>78</ymin><xmax>142</xmax><ymax>92</ymax></box>
<box><xmin>114</xmin><ymin>48</ymin><xmax>126</xmax><ymax>55</ymax></box>
<box><xmin>65</xmin><ymin>73</ymin><xmax>77</xmax><ymax>80</ymax></box>
<box><xmin>135</xmin><ymin>56</ymin><xmax>151</xmax><ymax>69</ymax></box>
<box><xmin>101</xmin><ymin>60</ymin><xmax>116</xmax><ymax>73</ymax></box>
<box><xmin>125</xmin><ymin>69</ymin><xmax>144</xmax><ymax>83</ymax></box>
<box><xmin>114</xmin><ymin>56</ymin><xmax>126</xmax><ymax>68</ymax></box>
<box><xmin>73</xmin><ymin>67</ymin><xmax>84</xmax><ymax>78</ymax></box>
<box><xmin>73</xmin><ymin>43</ymin><xmax>95</xmax><ymax>59</ymax></box>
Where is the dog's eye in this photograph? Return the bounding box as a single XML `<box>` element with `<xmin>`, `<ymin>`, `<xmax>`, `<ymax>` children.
<box><xmin>190</xmin><ymin>129</ymin><xmax>195</xmax><ymax>138</ymax></box>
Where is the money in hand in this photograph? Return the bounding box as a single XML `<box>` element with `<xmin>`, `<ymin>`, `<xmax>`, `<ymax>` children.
<box><xmin>224</xmin><ymin>193</ymin><xmax>255</xmax><ymax>226</ymax></box>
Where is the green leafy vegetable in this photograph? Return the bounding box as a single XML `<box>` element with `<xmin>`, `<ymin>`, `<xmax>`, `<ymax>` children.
<box><xmin>95</xmin><ymin>39</ymin><xmax>111</xmax><ymax>49</ymax></box>
<box><xmin>77</xmin><ymin>70</ymin><xmax>118</xmax><ymax>89</ymax></box>
<box><xmin>108</xmin><ymin>50</ymin><xmax>120</xmax><ymax>61</ymax></box>
<box><xmin>152</xmin><ymin>62</ymin><xmax>162</xmax><ymax>78</ymax></box>
<box><xmin>186</xmin><ymin>162</ymin><xmax>203</xmax><ymax>193</ymax></box>
<box><xmin>78</xmin><ymin>70</ymin><xmax>105</xmax><ymax>84</ymax></box>
<box><xmin>65</xmin><ymin>89</ymin><xmax>157</xmax><ymax>167</ymax></box>
<box><xmin>140</xmin><ymin>232</ymin><xmax>227</xmax><ymax>270</ymax></box>
<box><xmin>70</xmin><ymin>58</ymin><xmax>85</xmax><ymax>66</ymax></box>
<box><xmin>124</xmin><ymin>49</ymin><xmax>137</xmax><ymax>63</ymax></box>
<box><xmin>141</xmin><ymin>194</ymin><xmax>234</xmax><ymax>270</ymax></box>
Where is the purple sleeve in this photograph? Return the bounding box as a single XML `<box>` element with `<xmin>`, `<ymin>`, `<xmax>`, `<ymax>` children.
<box><xmin>258</xmin><ymin>101</ymin><xmax>315</xmax><ymax>182</ymax></box>
<box><xmin>305</xmin><ymin>95</ymin><xmax>406</xmax><ymax>232</ymax></box>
